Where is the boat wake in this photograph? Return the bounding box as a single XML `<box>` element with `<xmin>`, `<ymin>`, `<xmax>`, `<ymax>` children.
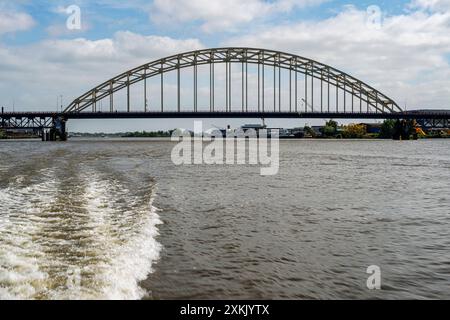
<box><xmin>0</xmin><ymin>168</ymin><xmax>162</xmax><ymax>300</ymax></box>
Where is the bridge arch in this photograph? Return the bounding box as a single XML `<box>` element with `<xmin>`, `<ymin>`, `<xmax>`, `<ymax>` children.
<box><xmin>64</xmin><ymin>47</ymin><xmax>401</xmax><ymax>114</ymax></box>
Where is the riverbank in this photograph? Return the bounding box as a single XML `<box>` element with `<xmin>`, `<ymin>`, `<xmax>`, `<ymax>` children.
<box><xmin>0</xmin><ymin>133</ymin><xmax>40</xmax><ymax>140</ymax></box>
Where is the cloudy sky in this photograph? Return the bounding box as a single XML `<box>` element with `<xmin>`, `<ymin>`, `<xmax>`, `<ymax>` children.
<box><xmin>1</xmin><ymin>0</ymin><xmax>450</xmax><ymax>131</ymax></box>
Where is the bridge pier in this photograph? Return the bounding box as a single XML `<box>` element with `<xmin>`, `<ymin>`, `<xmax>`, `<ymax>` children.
<box><xmin>41</xmin><ymin>129</ymin><xmax>56</xmax><ymax>141</ymax></box>
<box><xmin>393</xmin><ymin>119</ymin><xmax>418</xmax><ymax>141</ymax></box>
<box><xmin>57</xmin><ymin>118</ymin><xmax>68</xmax><ymax>141</ymax></box>
<box><xmin>40</xmin><ymin>117</ymin><xmax>67</xmax><ymax>141</ymax></box>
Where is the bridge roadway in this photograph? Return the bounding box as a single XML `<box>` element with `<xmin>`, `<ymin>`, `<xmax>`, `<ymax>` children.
<box><xmin>1</xmin><ymin>110</ymin><xmax>450</xmax><ymax>122</ymax></box>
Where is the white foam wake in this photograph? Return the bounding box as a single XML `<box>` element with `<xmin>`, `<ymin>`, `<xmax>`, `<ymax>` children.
<box><xmin>53</xmin><ymin>171</ymin><xmax>162</xmax><ymax>300</ymax></box>
<box><xmin>0</xmin><ymin>169</ymin><xmax>162</xmax><ymax>300</ymax></box>
<box><xmin>0</xmin><ymin>170</ymin><xmax>56</xmax><ymax>299</ymax></box>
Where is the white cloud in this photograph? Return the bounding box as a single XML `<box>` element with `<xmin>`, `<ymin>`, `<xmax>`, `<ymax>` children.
<box><xmin>410</xmin><ymin>0</ymin><xmax>450</xmax><ymax>12</ymax></box>
<box><xmin>150</xmin><ymin>0</ymin><xmax>327</xmax><ymax>32</ymax></box>
<box><xmin>0</xmin><ymin>31</ymin><xmax>203</xmax><ymax>110</ymax></box>
<box><xmin>224</xmin><ymin>5</ymin><xmax>450</xmax><ymax>109</ymax></box>
<box><xmin>0</xmin><ymin>9</ymin><xmax>35</xmax><ymax>35</ymax></box>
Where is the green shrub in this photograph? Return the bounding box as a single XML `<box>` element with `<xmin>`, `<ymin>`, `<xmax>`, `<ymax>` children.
<box><xmin>379</xmin><ymin>119</ymin><xmax>396</xmax><ymax>139</ymax></box>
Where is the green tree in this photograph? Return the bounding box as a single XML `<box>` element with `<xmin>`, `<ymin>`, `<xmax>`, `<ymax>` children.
<box><xmin>322</xmin><ymin>125</ymin><xmax>336</xmax><ymax>137</ymax></box>
<box><xmin>321</xmin><ymin>120</ymin><xmax>338</xmax><ymax>137</ymax></box>
<box><xmin>379</xmin><ymin>119</ymin><xmax>396</xmax><ymax>139</ymax></box>
<box><xmin>326</xmin><ymin>120</ymin><xmax>338</xmax><ymax>130</ymax></box>
<box><xmin>0</xmin><ymin>130</ymin><xmax>6</xmax><ymax>139</ymax></box>
<box><xmin>304</xmin><ymin>126</ymin><xmax>316</xmax><ymax>138</ymax></box>
<box><xmin>343</xmin><ymin>124</ymin><xmax>367</xmax><ymax>139</ymax></box>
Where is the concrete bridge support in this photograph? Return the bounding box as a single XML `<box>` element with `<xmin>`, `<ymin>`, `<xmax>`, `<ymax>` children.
<box><xmin>393</xmin><ymin>119</ymin><xmax>418</xmax><ymax>141</ymax></box>
<box><xmin>40</xmin><ymin>117</ymin><xmax>67</xmax><ymax>141</ymax></box>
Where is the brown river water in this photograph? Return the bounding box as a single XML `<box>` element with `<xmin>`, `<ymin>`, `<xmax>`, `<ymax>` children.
<box><xmin>0</xmin><ymin>139</ymin><xmax>449</xmax><ymax>299</ymax></box>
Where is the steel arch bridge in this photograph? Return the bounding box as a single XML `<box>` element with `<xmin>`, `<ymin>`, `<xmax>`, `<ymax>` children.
<box><xmin>64</xmin><ymin>47</ymin><xmax>402</xmax><ymax>115</ymax></box>
<box><xmin>3</xmin><ymin>47</ymin><xmax>450</xmax><ymax>141</ymax></box>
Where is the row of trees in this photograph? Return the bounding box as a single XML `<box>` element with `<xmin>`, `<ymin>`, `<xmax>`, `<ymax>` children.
<box><xmin>380</xmin><ymin>119</ymin><xmax>427</xmax><ymax>140</ymax></box>
<box><xmin>121</xmin><ymin>130</ymin><xmax>171</xmax><ymax>138</ymax></box>
<box><xmin>320</xmin><ymin>120</ymin><xmax>367</xmax><ymax>139</ymax></box>
<box><xmin>307</xmin><ymin>119</ymin><xmax>399</xmax><ymax>139</ymax></box>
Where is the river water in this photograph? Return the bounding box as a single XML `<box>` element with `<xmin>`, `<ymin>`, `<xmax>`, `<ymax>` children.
<box><xmin>0</xmin><ymin>139</ymin><xmax>449</xmax><ymax>299</ymax></box>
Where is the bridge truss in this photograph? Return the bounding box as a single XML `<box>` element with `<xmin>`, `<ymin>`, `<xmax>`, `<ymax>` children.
<box><xmin>0</xmin><ymin>112</ymin><xmax>66</xmax><ymax>141</ymax></box>
<box><xmin>0</xmin><ymin>113</ymin><xmax>54</xmax><ymax>129</ymax></box>
<box><xmin>64</xmin><ymin>48</ymin><xmax>402</xmax><ymax>115</ymax></box>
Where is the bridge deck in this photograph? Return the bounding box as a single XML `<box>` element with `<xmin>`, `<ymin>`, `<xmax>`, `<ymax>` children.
<box><xmin>1</xmin><ymin>110</ymin><xmax>450</xmax><ymax>120</ymax></box>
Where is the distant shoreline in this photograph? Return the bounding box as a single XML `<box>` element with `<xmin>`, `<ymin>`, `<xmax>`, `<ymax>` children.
<box><xmin>2</xmin><ymin>136</ymin><xmax>450</xmax><ymax>141</ymax></box>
